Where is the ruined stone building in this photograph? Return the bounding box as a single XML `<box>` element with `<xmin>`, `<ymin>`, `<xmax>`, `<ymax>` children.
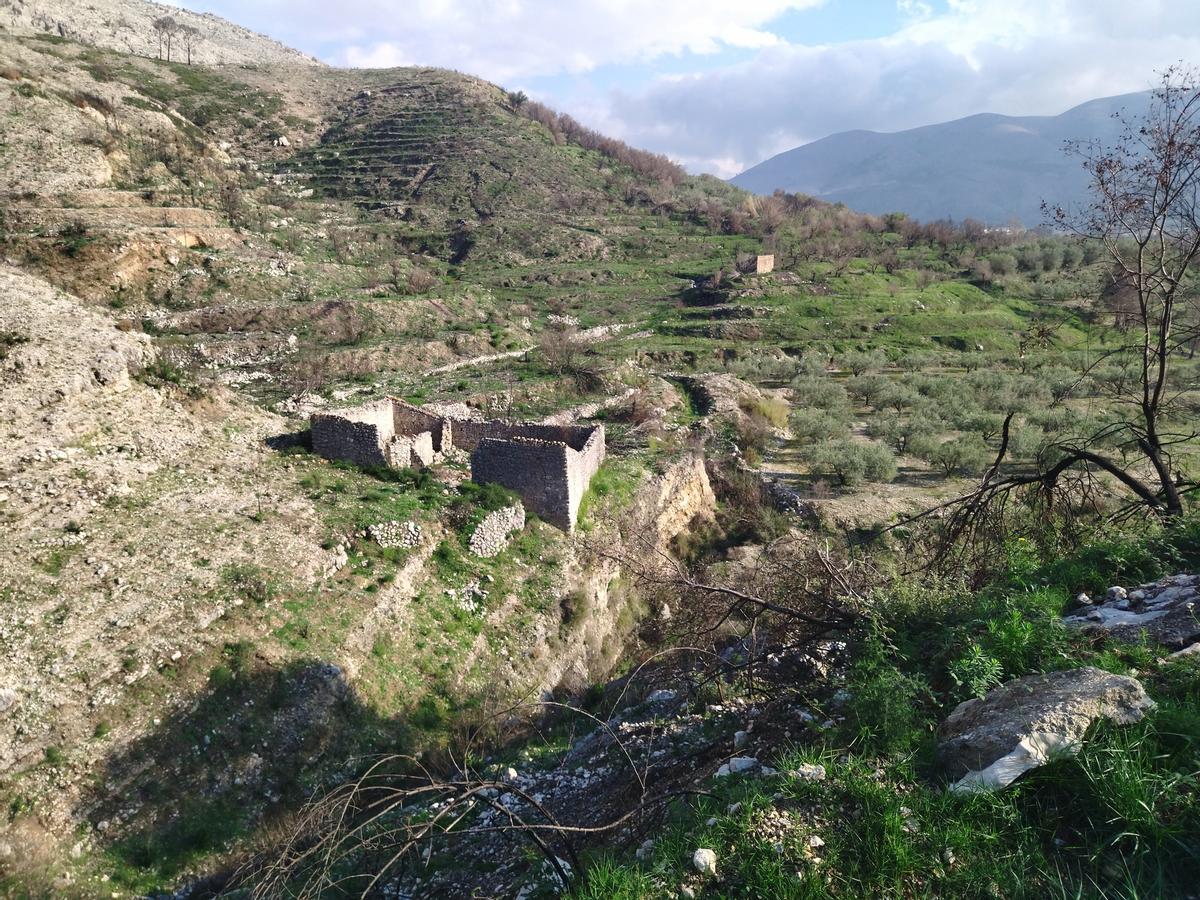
<box><xmin>735</xmin><ymin>252</ymin><xmax>775</xmax><ymax>275</ymax></box>
<box><xmin>310</xmin><ymin>399</ymin><xmax>605</xmax><ymax>532</ymax></box>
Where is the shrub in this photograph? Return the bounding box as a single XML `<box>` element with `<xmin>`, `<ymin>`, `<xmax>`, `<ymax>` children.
<box><xmin>405</xmin><ymin>267</ymin><xmax>437</xmax><ymax>294</ymax></box>
<box><xmin>790</xmin><ymin>375</ymin><xmax>850</xmax><ymax>413</ymax></box>
<box><xmin>790</xmin><ymin>408</ymin><xmax>850</xmax><ymax>446</ymax></box>
<box><xmin>948</xmin><ymin>642</ymin><xmax>1004</xmax><ymax>699</ymax></box>
<box><xmin>923</xmin><ymin>435</ymin><xmax>992</xmax><ymax>477</ymax></box>
<box><xmin>806</xmin><ymin>438</ymin><xmax>897</xmax><ymax>487</ymax></box>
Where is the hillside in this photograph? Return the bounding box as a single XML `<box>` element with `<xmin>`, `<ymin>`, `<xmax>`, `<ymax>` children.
<box><xmin>731</xmin><ymin>92</ymin><xmax>1153</xmax><ymax>225</ymax></box>
<box><xmin>0</xmin><ymin>0</ymin><xmax>321</xmax><ymax>66</ymax></box>
<box><xmin>0</xmin><ymin>9</ymin><xmax>1198</xmax><ymax>900</ymax></box>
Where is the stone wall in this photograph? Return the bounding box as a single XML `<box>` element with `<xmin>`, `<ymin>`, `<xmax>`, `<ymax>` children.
<box><xmin>471</xmin><ymin>438</ymin><xmax>573</xmax><ymax>530</ymax></box>
<box><xmin>311</xmin><ymin>399</ymin><xmax>395</xmax><ymax>468</ymax></box>
<box><xmin>311</xmin><ymin>399</ymin><xmax>605</xmax><ymax>531</ymax></box>
<box><xmin>452</xmin><ymin>419</ymin><xmax>593</xmax><ymax>453</ymax></box>
<box><xmin>565</xmin><ymin>425</ymin><xmax>606</xmax><ymax>527</ymax></box>
<box><xmin>392</xmin><ymin>402</ymin><xmax>448</xmax><ymax>452</ymax></box>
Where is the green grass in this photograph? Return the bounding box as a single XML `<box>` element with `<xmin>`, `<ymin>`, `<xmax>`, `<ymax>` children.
<box><xmin>569</xmin><ymin>520</ymin><xmax>1200</xmax><ymax>899</ymax></box>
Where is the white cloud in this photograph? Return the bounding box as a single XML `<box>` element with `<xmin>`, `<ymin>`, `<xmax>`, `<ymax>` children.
<box><xmin>178</xmin><ymin>0</ymin><xmax>1200</xmax><ymax>177</ymax></box>
<box><xmin>303</xmin><ymin>0</ymin><xmax>825</xmax><ymax>81</ymax></box>
<box><xmin>602</xmin><ymin>0</ymin><xmax>1200</xmax><ymax>174</ymax></box>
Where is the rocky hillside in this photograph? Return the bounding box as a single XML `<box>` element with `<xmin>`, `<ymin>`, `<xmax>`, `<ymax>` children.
<box><xmin>0</xmin><ymin>0</ymin><xmax>320</xmax><ymax>66</ymax></box>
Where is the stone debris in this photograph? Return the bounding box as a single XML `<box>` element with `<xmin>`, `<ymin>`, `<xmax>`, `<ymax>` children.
<box><xmin>1064</xmin><ymin>573</ymin><xmax>1200</xmax><ymax>650</ymax></box>
<box><xmin>937</xmin><ymin>667</ymin><xmax>1154</xmax><ymax>793</ymax></box>
<box><xmin>715</xmin><ymin>755</ymin><xmax>760</xmax><ymax>777</ymax></box>
<box><xmin>787</xmin><ymin>763</ymin><xmax>826</xmax><ymax>782</ymax></box>
<box><xmin>368</xmin><ymin>520</ymin><xmax>422</xmax><ymax>550</ymax></box>
<box><xmin>468</xmin><ymin>503</ymin><xmax>525</xmax><ymax>557</ymax></box>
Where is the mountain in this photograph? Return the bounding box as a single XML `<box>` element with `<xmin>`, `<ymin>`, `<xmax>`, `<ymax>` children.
<box><xmin>0</xmin><ymin>0</ymin><xmax>321</xmax><ymax>66</ymax></box>
<box><xmin>731</xmin><ymin>92</ymin><xmax>1153</xmax><ymax>225</ymax></box>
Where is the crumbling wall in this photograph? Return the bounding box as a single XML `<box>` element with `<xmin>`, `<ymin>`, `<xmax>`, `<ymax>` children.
<box><xmin>392</xmin><ymin>402</ymin><xmax>448</xmax><ymax>452</ymax></box>
<box><xmin>311</xmin><ymin>400</ymin><xmax>395</xmax><ymax>468</ymax></box>
<box><xmin>452</xmin><ymin>420</ymin><xmax>592</xmax><ymax>453</ymax></box>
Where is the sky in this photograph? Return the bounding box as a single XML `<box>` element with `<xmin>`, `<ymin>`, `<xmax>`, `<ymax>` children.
<box><xmin>171</xmin><ymin>0</ymin><xmax>1200</xmax><ymax>177</ymax></box>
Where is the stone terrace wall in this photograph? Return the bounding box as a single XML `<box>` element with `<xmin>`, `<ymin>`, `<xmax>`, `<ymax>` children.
<box><xmin>471</xmin><ymin>438</ymin><xmax>573</xmax><ymax>530</ymax></box>
<box><xmin>311</xmin><ymin>399</ymin><xmax>395</xmax><ymax>468</ymax></box>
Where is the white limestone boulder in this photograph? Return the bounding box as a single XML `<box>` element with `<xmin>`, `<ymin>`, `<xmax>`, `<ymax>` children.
<box><xmin>936</xmin><ymin>667</ymin><xmax>1153</xmax><ymax>793</ymax></box>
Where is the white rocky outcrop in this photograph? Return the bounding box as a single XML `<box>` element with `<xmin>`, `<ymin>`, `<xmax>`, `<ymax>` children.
<box><xmin>937</xmin><ymin>667</ymin><xmax>1154</xmax><ymax>793</ymax></box>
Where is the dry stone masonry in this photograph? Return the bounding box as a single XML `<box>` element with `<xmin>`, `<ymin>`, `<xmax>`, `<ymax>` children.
<box><xmin>311</xmin><ymin>399</ymin><xmax>605</xmax><ymax>531</ymax></box>
<box><xmin>468</xmin><ymin>503</ymin><xmax>525</xmax><ymax>557</ymax></box>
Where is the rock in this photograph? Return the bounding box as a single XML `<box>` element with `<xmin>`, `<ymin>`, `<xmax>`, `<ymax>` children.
<box><xmin>733</xmin><ymin>729</ymin><xmax>749</xmax><ymax>749</ymax></box>
<box><xmin>1167</xmin><ymin>642</ymin><xmax>1200</xmax><ymax>660</ymax></box>
<box><xmin>679</xmin><ymin>886</ymin><xmax>696</xmax><ymax>900</ymax></box>
<box><xmin>635</xmin><ymin>838</ymin><xmax>655</xmax><ymax>860</ymax></box>
<box><xmin>788</xmin><ymin>763</ymin><xmax>826</xmax><ymax>782</ymax></box>
<box><xmin>714</xmin><ymin>756</ymin><xmax>759</xmax><ymax>777</ymax></box>
<box><xmin>937</xmin><ymin>667</ymin><xmax>1153</xmax><ymax>793</ymax></box>
<box><xmin>646</xmin><ymin>688</ymin><xmax>677</xmax><ymax>704</ymax></box>
<box><xmin>1075</xmin><ymin>592</ymin><xmax>1092</xmax><ymax>606</ymax></box>
<box><xmin>692</xmin><ymin>848</ymin><xmax>718</xmax><ymax>876</ymax></box>
<box><xmin>0</xmin><ymin>688</ymin><xmax>18</xmax><ymax>717</ymax></box>
<box><xmin>1064</xmin><ymin>573</ymin><xmax>1200</xmax><ymax>650</ymax></box>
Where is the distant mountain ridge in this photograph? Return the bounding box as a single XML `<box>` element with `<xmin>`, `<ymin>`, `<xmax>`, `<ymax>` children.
<box><xmin>731</xmin><ymin>92</ymin><xmax>1153</xmax><ymax>225</ymax></box>
<box><xmin>0</xmin><ymin>0</ymin><xmax>321</xmax><ymax>66</ymax></box>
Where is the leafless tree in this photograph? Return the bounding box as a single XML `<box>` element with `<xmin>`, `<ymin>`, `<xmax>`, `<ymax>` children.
<box><xmin>178</xmin><ymin>23</ymin><xmax>202</xmax><ymax>65</ymax></box>
<box><xmin>152</xmin><ymin>15</ymin><xmax>178</xmax><ymax>61</ymax></box>
<box><xmin>902</xmin><ymin>69</ymin><xmax>1200</xmax><ymax>548</ymax></box>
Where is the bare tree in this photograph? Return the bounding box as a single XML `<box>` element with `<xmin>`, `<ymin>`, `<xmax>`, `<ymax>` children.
<box><xmin>153</xmin><ymin>15</ymin><xmax>178</xmax><ymax>61</ymax></box>
<box><xmin>910</xmin><ymin>68</ymin><xmax>1200</xmax><ymax>538</ymax></box>
<box><xmin>1041</xmin><ymin>65</ymin><xmax>1200</xmax><ymax>517</ymax></box>
<box><xmin>178</xmin><ymin>23</ymin><xmax>202</xmax><ymax>65</ymax></box>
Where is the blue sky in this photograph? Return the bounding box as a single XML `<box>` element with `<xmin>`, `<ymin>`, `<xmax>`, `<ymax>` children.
<box><xmin>172</xmin><ymin>0</ymin><xmax>1200</xmax><ymax>176</ymax></box>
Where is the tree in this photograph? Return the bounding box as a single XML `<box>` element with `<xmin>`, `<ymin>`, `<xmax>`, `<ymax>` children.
<box><xmin>913</xmin><ymin>67</ymin><xmax>1200</xmax><ymax>537</ymax></box>
<box><xmin>806</xmin><ymin>439</ymin><xmax>897</xmax><ymax>487</ymax></box>
<box><xmin>1042</xmin><ymin>66</ymin><xmax>1200</xmax><ymax>516</ymax></box>
<box><xmin>152</xmin><ymin>15</ymin><xmax>178</xmax><ymax>61</ymax></box>
<box><xmin>178</xmin><ymin>23</ymin><xmax>202</xmax><ymax>65</ymax></box>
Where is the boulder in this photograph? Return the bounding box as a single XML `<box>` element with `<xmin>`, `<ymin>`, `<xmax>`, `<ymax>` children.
<box><xmin>1063</xmin><ymin>573</ymin><xmax>1200</xmax><ymax>650</ymax></box>
<box><xmin>937</xmin><ymin>667</ymin><xmax>1153</xmax><ymax>793</ymax></box>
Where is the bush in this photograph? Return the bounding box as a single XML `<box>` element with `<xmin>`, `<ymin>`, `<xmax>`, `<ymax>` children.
<box><xmin>923</xmin><ymin>435</ymin><xmax>992</xmax><ymax>477</ymax></box>
<box><xmin>790</xmin><ymin>408</ymin><xmax>850</xmax><ymax>446</ymax></box>
<box><xmin>806</xmin><ymin>438</ymin><xmax>897</xmax><ymax>487</ymax></box>
<box><xmin>790</xmin><ymin>375</ymin><xmax>851</xmax><ymax>413</ymax></box>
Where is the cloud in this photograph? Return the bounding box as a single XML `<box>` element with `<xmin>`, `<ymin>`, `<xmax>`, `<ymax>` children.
<box><xmin>602</xmin><ymin>0</ymin><xmax>1200</xmax><ymax>175</ymax></box>
<box><xmin>247</xmin><ymin>0</ymin><xmax>826</xmax><ymax>81</ymax></box>
<box><xmin>177</xmin><ymin>0</ymin><xmax>1200</xmax><ymax>178</ymax></box>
